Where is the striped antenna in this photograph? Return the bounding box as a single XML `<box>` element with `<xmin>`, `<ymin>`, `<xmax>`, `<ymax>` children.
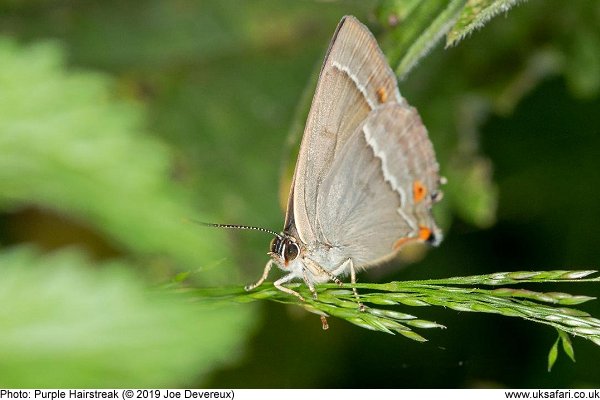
<box><xmin>192</xmin><ymin>220</ymin><xmax>281</xmax><ymax>238</ymax></box>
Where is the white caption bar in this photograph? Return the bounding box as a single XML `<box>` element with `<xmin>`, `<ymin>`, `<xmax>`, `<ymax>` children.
<box><xmin>1</xmin><ymin>389</ymin><xmax>600</xmax><ymax>400</ymax></box>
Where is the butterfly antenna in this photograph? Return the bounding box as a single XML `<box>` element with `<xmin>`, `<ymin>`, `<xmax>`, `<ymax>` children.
<box><xmin>191</xmin><ymin>220</ymin><xmax>282</xmax><ymax>238</ymax></box>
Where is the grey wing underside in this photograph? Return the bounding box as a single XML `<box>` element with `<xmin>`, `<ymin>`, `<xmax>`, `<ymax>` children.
<box><xmin>315</xmin><ymin>105</ymin><xmax>440</xmax><ymax>267</ymax></box>
<box><xmin>286</xmin><ymin>15</ymin><xmax>403</xmax><ymax>245</ymax></box>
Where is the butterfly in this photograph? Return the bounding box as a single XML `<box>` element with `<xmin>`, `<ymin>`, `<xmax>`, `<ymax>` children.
<box><xmin>206</xmin><ymin>15</ymin><xmax>443</xmax><ymax>306</ymax></box>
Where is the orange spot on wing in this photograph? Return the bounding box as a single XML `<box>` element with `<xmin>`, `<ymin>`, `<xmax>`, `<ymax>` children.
<box><xmin>418</xmin><ymin>226</ymin><xmax>432</xmax><ymax>241</ymax></box>
<box><xmin>376</xmin><ymin>87</ymin><xmax>388</xmax><ymax>104</ymax></box>
<box><xmin>393</xmin><ymin>227</ymin><xmax>434</xmax><ymax>251</ymax></box>
<box><xmin>413</xmin><ymin>180</ymin><xmax>427</xmax><ymax>203</ymax></box>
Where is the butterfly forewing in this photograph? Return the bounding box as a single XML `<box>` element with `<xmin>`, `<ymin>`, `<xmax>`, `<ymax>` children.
<box><xmin>287</xmin><ymin>16</ymin><xmax>403</xmax><ymax>245</ymax></box>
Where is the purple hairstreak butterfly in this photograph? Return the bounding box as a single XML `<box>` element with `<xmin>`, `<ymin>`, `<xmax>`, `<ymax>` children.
<box><xmin>204</xmin><ymin>15</ymin><xmax>443</xmax><ymax>305</ymax></box>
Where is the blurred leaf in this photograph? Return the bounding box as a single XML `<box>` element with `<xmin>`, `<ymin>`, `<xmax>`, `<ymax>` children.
<box><xmin>548</xmin><ymin>336</ymin><xmax>559</xmax><ymax>372</ymax></box>
<box><xmin>493</xmin><ymin>49</ymin><xmax>563</xmax><ymax>114</ymax></box>
<box><xmin>446</xmin><ymin>0</ymin><xmax>525</xmax><ymax>47</ymax></box>
<box><xmin>63</xmin><ymin>2</ymin><xmax>366</xmax><ymax>71</ymax></box>
<box><xmin>446</xmin><ymin>156</ymin><xmax>498</xmax><ymax>227</ymax></box>
<box><xmin>376</xmin><ymin>0</ymin><xmax>422</xmax><ymax>27</ymax></box>
<box><xmin>564</xmin><ymin>27</ymin><xmax>600</xmax><ymax>99</ymax></box>
<box><xmin>0</xmin><ymin>246</ymin><xmax>255</xmax><ymax>387</ymax></box>
<box><xmin>0</xmin><ymin>38</ymin><xmax>232</xmax><ymax>282</ymax></box>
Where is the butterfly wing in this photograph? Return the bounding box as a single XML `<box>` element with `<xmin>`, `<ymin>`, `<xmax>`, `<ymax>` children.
<box><xmin>285</xmin><ymin>15</ymin><xmax>404</xmax><ymax>245</ymax></box>
<box><xmin>315</xmin><ymin>104</ymin><xmax>441</xmax><ymax>267</ymax></box>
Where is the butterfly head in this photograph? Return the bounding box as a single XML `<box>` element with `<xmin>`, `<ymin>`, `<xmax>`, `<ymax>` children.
<box><xmin>268</xmin><ymin>234</ymin><xmax>301</xmax><ymax>269</ymax></box>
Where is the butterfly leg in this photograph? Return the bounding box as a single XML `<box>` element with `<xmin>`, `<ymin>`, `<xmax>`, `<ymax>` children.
<box><xmin>302</xmin><ymin>268</ymin><xmax>318</xmax><ymax>300</ymax></box>
<box><xmin>303</xmin><ymin>257</ymin><xmax>343</xmax><ymax>287</ymax></box>
<box><xmin>329</xmin><ymin>258</ymin><xmax>350</xmax><ymax>276</ymax></box>
<box><xmin>349</xmin><ymin>260</ymin><xmax>366</xmax><ymax>312</ymax></box>
<box><xmin>244</xmin><ymin>259</ymin><xmax>274</xmax><ymax>291</ymax></box>
<box><xmin>329</xmin><ymin>259</ymin><xmax>364</xmax><ymax>311</ymax></box>
<box><xmin>274</xmin><ymin>273</ymin><xmax>305</xmax><ymax>302</ymax></box>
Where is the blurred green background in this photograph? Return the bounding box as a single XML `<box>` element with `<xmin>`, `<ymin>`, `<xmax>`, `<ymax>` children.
<box><xmin>1</xmin><ymin>0</ymin><xmax>599</xmax><ymax>388</ymax></box>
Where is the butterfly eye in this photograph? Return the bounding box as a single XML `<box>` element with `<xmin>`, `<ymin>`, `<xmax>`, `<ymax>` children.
<box><xmin>283</xmin><ymin>242</ymin><xmax>299</xmax><ymax>262</ymax></box>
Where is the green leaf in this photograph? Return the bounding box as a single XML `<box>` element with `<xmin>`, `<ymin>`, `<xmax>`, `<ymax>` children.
<box><xmin>381</xmin><ymin>0</ymin><xmax>467</xmax><ymax>78</ymax></box>
<box><xmin>446</xmin><ymin>0</ymin><xmax>525</xmax><ymax>47</ymax></box>
<box><xmin>0</xmin><ymin>37</ymin><xmax>231</xmax><ymax>282</ymax></box>
<box><xmin>559</xmin><ymin>330</ymin><xmax>576</xmax><ymax>363</ymax></box>
<box><xmin>0</xmin><ymin>246</ymin><xmax>255</xmax><ymax>387</ymax></box>
<box><xmin>548</xmin><ymin>336</ymin><xmax>559</xmax><ymax>372</ymax></box>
